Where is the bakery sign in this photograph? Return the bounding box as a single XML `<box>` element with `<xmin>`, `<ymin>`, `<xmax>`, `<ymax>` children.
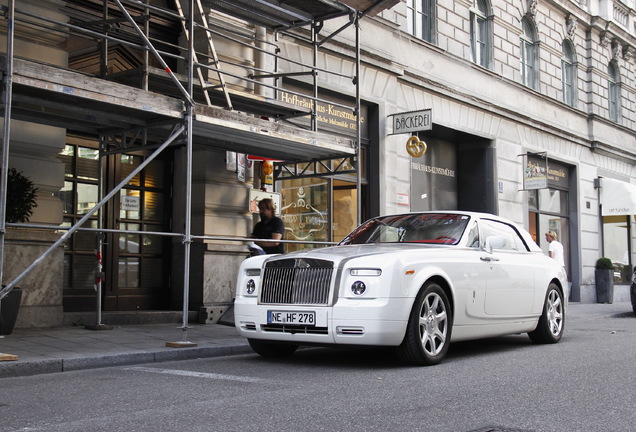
<box><xmin>389</xmin><ymin>109</ymin><xmax>432</xmax><ymax>134</ymax></box>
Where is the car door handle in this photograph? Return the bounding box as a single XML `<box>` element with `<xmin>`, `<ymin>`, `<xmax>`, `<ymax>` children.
<box><xmin>480</xmin><ymin>256</ymin><xmax>500</xmax><ymax>262</ymax></box>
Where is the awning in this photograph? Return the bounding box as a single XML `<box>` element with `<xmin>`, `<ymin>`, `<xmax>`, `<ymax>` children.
<box><xmin>599</xmin><ymin>177</ymin><xmax>636</xmax><ymax>216</ymax></box>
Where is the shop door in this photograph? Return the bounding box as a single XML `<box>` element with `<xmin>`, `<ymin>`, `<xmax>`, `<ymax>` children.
<box><xmin>103</xmin><ymin>152</ymin><xmax>172</xmax><ymax>310</ymax></box>
<box><xmin>61</xmin><ymin>138</ymin><xmax>172</xmax><ymax>312</ymax></box>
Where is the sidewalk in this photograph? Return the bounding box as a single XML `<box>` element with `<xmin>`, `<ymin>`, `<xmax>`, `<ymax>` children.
<box><xmin>0</xmin><ymin>320</ymin><xmax>250</xmax><ymax>378</ymax></box>
<box><xmin>0</xmin><ymin>301</ymin><xmax>633</xmax><ymax>378</ymax></box>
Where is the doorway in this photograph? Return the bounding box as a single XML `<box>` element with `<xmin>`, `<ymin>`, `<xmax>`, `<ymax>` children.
<box><xmin>61</xmin><ymin>135</ymin><xmax>172</xmax><ymax>312</ymax></box>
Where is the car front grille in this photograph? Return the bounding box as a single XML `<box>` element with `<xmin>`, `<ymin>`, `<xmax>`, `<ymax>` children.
<box><xmin>260</xmin><ymin>258</ymin><xmax>334</xmax><ymax>305</ymax></box>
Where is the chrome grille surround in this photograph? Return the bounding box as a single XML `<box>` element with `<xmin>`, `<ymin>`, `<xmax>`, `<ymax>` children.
<box><xmin>260</xmin><ymin>258</ymin><xmax>334</xmax><ymax>305</ymax></box>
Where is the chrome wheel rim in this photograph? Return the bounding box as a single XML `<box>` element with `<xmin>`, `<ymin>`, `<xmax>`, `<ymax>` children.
<box><xmin>546</xmin><ymin>288</ymin><xmax>563</xmax><ymax>336</ymax></box>
<box><xmin>418</xmin><ymin>292</ymin><xmax>448</xmax><ymax>356</ymax></box>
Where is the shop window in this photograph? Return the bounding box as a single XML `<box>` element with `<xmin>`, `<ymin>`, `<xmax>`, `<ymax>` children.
<box><xmin>280</xmin><ymin>177</ymin><xmax>329</xmax><ymax>253</ymax></box>
<box><xmin>528</xmin><ymin>188</ymin><xmax>569</xmax><ymax>276</ymax></box>
<box><xmin>333</xmin><ymin>180</ymin><xmax>358</xmax><ymax>242</ymax></box>
<box><xmin>602</xmin><ymin>215</ymin><xmax>631</xmax><ymax>284</ymax></box>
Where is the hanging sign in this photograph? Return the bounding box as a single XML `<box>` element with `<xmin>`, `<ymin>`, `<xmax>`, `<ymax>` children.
<box><xmin>522</xmin><ymin>152</ymin><xmax>548</xmax><ymax>190</ymax></box>
<box><xmin>389</xmin><ymin>109</ymin><xmax>432</xmax><ymax>135</ymax></box>
<box><xmin>405</xmin><ymin>136</ymin><xmax>427</xmax><ymax>158</ymax></box>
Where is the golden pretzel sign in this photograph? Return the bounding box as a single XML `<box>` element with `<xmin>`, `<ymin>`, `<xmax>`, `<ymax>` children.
<box><xmin>406</xmin><ymin>136</ymin><xmax>427</xmax><ymax>158</ymax></box>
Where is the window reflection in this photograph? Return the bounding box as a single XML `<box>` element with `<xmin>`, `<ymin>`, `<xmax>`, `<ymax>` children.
<box><xmin>121</xmin><ymin>154</ymin><xmax>142</xmax><ymax>186</ymax></box>
<box><xmin>281</xmin><ymin>178</ymin><xmax>329</xmax><ymax>252</ymax></box>
<box><xmin>603</xmin><ymin>215</ymin><xmax>631</xmax><ymax>283</ymax></box>
<box><xmin>77</xmin><ymin>183</ymin><xmax>98</xmax><ymax>215</ymax></box>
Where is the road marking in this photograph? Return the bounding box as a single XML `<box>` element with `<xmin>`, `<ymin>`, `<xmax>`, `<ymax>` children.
<box><xmin>125</xmin><ymin>366</ymin><xmax>272</xmax><ymax>383</ymax></box>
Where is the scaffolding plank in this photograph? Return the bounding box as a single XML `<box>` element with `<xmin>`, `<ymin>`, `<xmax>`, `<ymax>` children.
<box><xmin>192</xmin><ymin>104</ymin><xmax>356</xmax><ymax>162</ymax></box>
<box><xmin>2</xmin><ymin>57</ymin><xmax>184</xmax><ymax>120</ymax></box>
<box><xmin>1</xmin><ymin>57</ymin><xmax>355</xmax><ymax>162</ymax></box>
<box><xmin>109</xmin><ymin>66</ymin><xmax>312</xmax><ymax>119</ymax></box>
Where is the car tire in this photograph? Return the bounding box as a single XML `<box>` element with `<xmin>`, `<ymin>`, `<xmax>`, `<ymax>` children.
<box><xmin>247</xmin><ymin>339</ymin><xmax>299</xmax><ymax>357</ymax></box>
<box><xmin>397</xmin><ymin>281</ymin><xmax>452</xmax><ymax>366</ymax></box>
<box><xmin>528</xmin><ymin>282</ymin><xmax>564</xmax><ymax>344</ymax></box>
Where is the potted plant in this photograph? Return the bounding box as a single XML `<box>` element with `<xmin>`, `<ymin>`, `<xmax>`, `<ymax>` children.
<box><xmin>0</xmin><ymin>168</ymin><xmax>38</xmax><ymax>334</ymax></box>
<box><xmin>6</xmin><ymin>167</ymin><xmax>38</xmax><ymax>223</ymax></box>
<box><xmin>595</xmin><ymin>257</ymin><xmax>614</xmax><ymax>304</ymax></box>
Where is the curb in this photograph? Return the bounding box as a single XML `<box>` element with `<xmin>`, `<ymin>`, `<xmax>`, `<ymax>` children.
<box><xmin>0</xmin><ymin>342</ymin><xmax>253</xmax><ymax>379</ymax></box>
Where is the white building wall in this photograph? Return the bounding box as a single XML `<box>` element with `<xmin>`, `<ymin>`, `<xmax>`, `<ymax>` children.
<box><xmin>313</xmin><ymin>0</ymin><xmax>636</xmax><ymax>302</ymax></box>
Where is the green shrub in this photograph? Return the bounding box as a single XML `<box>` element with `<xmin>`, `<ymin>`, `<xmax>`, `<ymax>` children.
<box><xmin>6</xmin><ymin>168</ymin><xmax>38</xmax><ymax>223</ymax></box>
<box><xmin>595</xmin><ymin>257</ymin><xmax>613</xmax><ymax>270</ymax></box>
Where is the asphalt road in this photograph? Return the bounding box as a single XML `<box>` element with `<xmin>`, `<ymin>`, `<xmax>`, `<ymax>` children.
<box><xmin>2</xmin><ymin>310</ymin><xmax>635</xmax><ymax>432</ymax></box>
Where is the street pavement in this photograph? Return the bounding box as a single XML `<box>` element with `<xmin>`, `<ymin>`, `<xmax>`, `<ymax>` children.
<box><xmin>0</xmin><ymin>301</ymin><xmax>633</xmax><ymax>378</ymax></box>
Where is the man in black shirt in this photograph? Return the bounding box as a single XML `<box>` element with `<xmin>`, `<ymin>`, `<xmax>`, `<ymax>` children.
<box><xmin>252</xmin><ymin>198</ymin><xmax>285</xmax><ymax>254</ymax></box>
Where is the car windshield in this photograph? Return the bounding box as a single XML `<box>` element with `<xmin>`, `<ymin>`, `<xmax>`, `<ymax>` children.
<box><xmin>339</xmin><ymin>213</ymin><xmax>471</xmax><ymax>245</ymax></box>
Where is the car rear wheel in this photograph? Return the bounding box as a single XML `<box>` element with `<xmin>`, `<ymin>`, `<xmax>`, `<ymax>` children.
<box><xmin>528</xmin><ymin>282</ymin><xmax>564</xmax><ymax>344</ymax></box>
<box><xmin>398</xmin><ymin>282</ymin><xmax>452</xmax><ymax>366</ymax></box>
<box><xmin>247</xmin><ymin>339</ymin><xmax>299</xmax><ymax>357</ymax></box>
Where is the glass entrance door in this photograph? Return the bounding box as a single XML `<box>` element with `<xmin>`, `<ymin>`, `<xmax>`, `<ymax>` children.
<box><xmin>61</xmin><ymin>136</ymin><xmax>172</xmax><ymax>312</ymax></box>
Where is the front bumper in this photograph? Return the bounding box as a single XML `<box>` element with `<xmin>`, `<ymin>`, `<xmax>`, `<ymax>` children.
<box><xmin>234</xmin><ymin>296</ymin><xmax>412</xmax><ymax>346</ymax></box>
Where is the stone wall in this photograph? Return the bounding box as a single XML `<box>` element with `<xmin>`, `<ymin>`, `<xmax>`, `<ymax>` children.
<box><xmin>3</xmin><ymin>229</ymin><xmax>64</xmax><ymax>328</ymax></box>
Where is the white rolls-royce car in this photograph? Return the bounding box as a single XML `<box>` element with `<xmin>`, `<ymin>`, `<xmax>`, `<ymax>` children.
<box><xmin>234</xmin><ymin>211</ymin><xmax>567</xmax><ymax>366</ymax></box>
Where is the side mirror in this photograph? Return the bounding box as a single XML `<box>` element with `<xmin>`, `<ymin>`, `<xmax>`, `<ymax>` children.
<box><xmin>484</xmin><ymin>235</ymin><xmax>506</xmax><ymax>253</ymax></box>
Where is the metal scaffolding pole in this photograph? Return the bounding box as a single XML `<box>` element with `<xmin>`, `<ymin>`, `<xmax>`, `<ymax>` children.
<box><xmin>114</xmin><ymin>0</ymin><xmax>195</xmax><ymax>106</ymax></box>
<box><xmin>167</xmin><ymin>0</ymin><xmax>197</xmax><ymax>347</ymax></box>
<box><xmin>0</xmin><ymin>0</ymin><xmax>15</xmax><ymax>301</ymax></box>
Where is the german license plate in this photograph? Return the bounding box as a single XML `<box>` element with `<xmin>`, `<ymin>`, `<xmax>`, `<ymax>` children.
<box><xmin>267</xmin><ymin>310</ymin><xmax>316</xmax><ymax>326</ymax></box>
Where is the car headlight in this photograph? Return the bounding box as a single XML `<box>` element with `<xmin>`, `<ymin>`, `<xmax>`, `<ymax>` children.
<box><xmin>351</xmin><ymin>281</ymin><xmax>367</xmax><ymax>295</ymax></box>
<box><xmin>349</xmin><ymin>268</ymin><xmax>382</xmax><ymax>276</ymax></box>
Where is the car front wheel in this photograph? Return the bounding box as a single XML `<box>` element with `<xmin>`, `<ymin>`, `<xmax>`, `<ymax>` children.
<box><xmin>248</xmin><ymin>339</ymin><xmax>299</xmax><ymax>357</ymax></box>
<box><xmin>398</xmin><ymin>282</ymin><xmax>452</xmax><ymax>366</ymax></box>
<box><xmin>528</xmin><ymin>282</ymin><xmax>564</xmax><ymax>344</ymax></box>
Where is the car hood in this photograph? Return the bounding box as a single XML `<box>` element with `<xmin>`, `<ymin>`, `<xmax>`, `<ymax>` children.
<box><xmin>265</xmin><ymin>243</ymin><xmax>446</xmax><ymax>264</ymax></box>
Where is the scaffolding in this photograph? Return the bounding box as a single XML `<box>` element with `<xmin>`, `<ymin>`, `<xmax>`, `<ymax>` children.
<box><xmin>0</xmin><ymin>0</ymin><xmax>378</xmax><ymax>341</ymax></box>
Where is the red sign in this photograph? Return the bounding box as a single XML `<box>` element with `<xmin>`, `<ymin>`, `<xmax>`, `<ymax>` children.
<box><xmin>247</xmin><ymin>155</ymin><xmax>283</xmax><ymax>162</ymax></box>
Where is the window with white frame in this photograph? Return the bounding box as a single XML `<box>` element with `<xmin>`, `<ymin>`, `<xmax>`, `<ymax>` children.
<box><xmin>520</xmin><ymin>17</ymin><xmax>538</xmax><ymax>89</ymax></box>
<box><xmin>561</xmin><ymin>40</ymin><xmax>575</xmax><ymax>106</ymax></box>
<box><xmin>470</xmin><ymin>0</ymin><xmax>491</xmax><ymax>68</ymax></box>
<box><xmin>406</xmin><ymin>0</ymin><xmax>434</xmax><ymax>43</ymax></box>
<box><xmin>608</xmin><ymin>61</ymin><xmax>621</xmax><ymax>122</ymax></box>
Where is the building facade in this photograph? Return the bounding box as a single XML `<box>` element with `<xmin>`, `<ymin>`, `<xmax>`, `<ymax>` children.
<box><xmin>1</xmin><ymin>0</ymin><xmax>635</xmax><ymax>328</ymax></box>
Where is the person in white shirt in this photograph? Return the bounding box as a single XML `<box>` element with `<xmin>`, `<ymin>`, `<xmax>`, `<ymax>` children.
<box><xmin>545</xmin><ymin>231</ymin><xmax>565</xmax><ymax>268</ymax></box>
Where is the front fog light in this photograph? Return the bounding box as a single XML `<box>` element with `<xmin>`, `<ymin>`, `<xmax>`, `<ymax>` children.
<box><xmin>351</xmin><ymin>281</ymin><xmax>366</xmax><ymax>296</ymax></box>
<box><xmin>246</xmin><ymin>279</ymin><xmax>256</xmax><ymax>295</ymax></box>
